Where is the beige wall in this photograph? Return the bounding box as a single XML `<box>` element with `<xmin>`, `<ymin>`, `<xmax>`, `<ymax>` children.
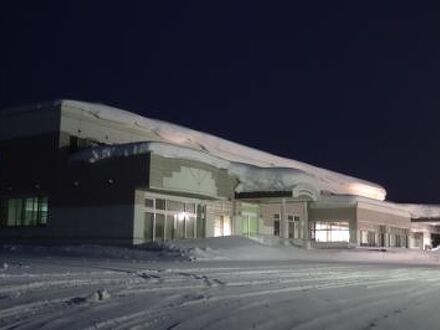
<box><xmin>357</xmin><ymin>206</ymin><xmax>410</xmax><ymax>229</ymax></box>
<box><xmin>150</xmin><ymin>154</ymin><xmax>236</xmax><ymax>200</ymax></box>
<box><xmin>260</xmin><ymin>202</ymin><xmax>306</xmax><ymax>237</ymax></box>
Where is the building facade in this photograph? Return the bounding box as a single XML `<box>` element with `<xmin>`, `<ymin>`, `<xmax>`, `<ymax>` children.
<box><xmin>1</xmin><ymin>100</ymin><xmax>439</xmax><ymax>248</ymax></box>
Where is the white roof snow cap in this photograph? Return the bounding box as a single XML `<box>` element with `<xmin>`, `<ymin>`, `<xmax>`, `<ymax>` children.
<box><xmin>63</xmin><ymin>99</ymin><xmax>386</xmax><ymax>201</ymax></box>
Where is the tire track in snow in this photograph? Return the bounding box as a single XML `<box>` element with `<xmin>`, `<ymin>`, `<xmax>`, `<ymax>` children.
<box><xmin>2</xmin><ymin>261</ymin><xmax>440</xmax><ymax>329</ymax></box>
<box><xmin>81</xmin><ymin>266</ymin><xmax>440</xmax><ymax>329</ymax></box>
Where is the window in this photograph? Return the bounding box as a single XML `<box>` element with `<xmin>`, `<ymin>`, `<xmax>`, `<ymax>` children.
<box><xmin>242</xmin><ymin>214</ymin><xmax>258</xmax><ymax>236</ymax></box>
<box><xmin>145</xmin><ymin>198</ymin><xmax>154</xmax><ymax>208</ymax></box>
<box><xmin>214</xmin><ymin>216</ymin><xmax>231</xmax><ymax>237</ymax></box>
<box><xmin>311</xmin><ymin>221</ymin><xmax>349</xmax><ymax>243</ymax></box>
<box><xmin>196</xmin><ymin>205</ymin><xmax>206</xmax><ymax>238</ymax></box>
<box><xmin>287</xmin><ymin>215</ymin><xmax>294</xmax><ymax>239</ymax></box>
<box><xmin>156</xmin><ymin>199</ymin><xmax>166</xmax><ymax>210</ymax></box>
<box><xmin>273</xmin><ymin>220</ymin><xmax>280</xmax><ymax>236</ymax></box>
<box><xmin>167</xmin><ymin>200</ymin><xmax>184</xmax><ymax>212</ymax></box>
<box><xmin>143</xmin><ymin>195</ymin><xmax>205</xmax><ymax>241</ymax></box>
<box><xmin>395</xmin><ymin>234</ymin><xmax>401</xmax><ymax>248</ymax></box>
<box><xmin>185</xmin><ymin>203</ymin><xmax>195</xmax><ymax>213</ymax></box>
<box><xmin>273</xmin><ymin>214</ymin><xmax>280</xmax><ymax>236</ymax></box>
<box><xmin>0</xmin><ymin>196</ymin><xmax>48</xmax><ymax>227</ymax></box>
<box><xmin>186</xmin><ymin>216</ymin><xmax>195</xmax><ymax>238</ymax></box>
<box><xmin>144</xmin><ymin>213</ymin><xmax>154</xmax><ymax>242</ymax></box>
<box><xmin>155</xmin><ymin>214</ymin><xmax>165</xmax><ymax>241</ymax></box>
<box><xmin>175</xmin><ymin>214</ymin><xmax>185</xmax><ymax>239</ymax></box>
<box><xmin>166</xmin><ymin>215</ymin><xmax>175</xmax><ymax>240</ymax></box>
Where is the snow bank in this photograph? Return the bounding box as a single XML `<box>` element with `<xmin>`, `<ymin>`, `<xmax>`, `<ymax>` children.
<box><xmin>61</xmin><ymin>100</ymin><xmax>386</xmax><ymax>200</ymax></box>
<box><xmin>2</xmin><ymin>237</ymin><xmax>440</xmax><ymax>265</ymax></box>
<box><xmin>0</xmin><ymin>244</ymin><xmax>190</xmax><ymax>262</ymax></box>
<box><xmin>162</xmin><ymin>236</ymin><xmax>440</xmax><ymax>265</ymax></box>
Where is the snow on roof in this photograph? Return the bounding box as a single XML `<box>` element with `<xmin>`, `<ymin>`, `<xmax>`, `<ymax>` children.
<box><xmin>318</xmin><ymin>195</ymin><xmax>440</xmax><ymax>220</ymax></box>
<box><xmin>72</xmin><ymin>141</ymin><xmax>320</xmax><ymax>195</ymax></box>
<box><xmin>63</xmin><ymin>100</ymin><xmax>386</xmax><ymax>201</ymax></box>
<box><xmin>400</xmin><ymin>204</ymin><xmax>440</xmax><ymax>220</ymax></box>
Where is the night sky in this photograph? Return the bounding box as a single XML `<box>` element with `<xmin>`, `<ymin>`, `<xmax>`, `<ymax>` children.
<box><xmin>1</xmin><ymin>2</ymin><xmax>440</xmax><ymax>203</ymax></box>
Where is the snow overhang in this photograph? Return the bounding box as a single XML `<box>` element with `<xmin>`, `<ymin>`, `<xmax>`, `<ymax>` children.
<box><xmin>62</xmin><ymin>100</ymin><xmax>386</xmax><ymax>200</ymax></box>
<box><xmin>401</xmin><ymin>204</ymin><xmax>440</xmax><ymax>223</ymax></box>
<box><xmin>72</xmin><ymin>142</ymin><xmax>321</xmax><ymax>199</ymax></box>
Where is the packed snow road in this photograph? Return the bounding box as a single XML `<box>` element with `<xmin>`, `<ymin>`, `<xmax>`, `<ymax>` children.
<box><xmin>1</xmin><ymin>241</ymin><xmax>440</xmax><ymax>330</ymax></box>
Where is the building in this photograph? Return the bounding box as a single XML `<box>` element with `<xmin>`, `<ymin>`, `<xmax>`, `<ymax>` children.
<box><xmin>1</xmin><ymin>100</ymin><xmax>440</xmax><ymax>248</ymax></box>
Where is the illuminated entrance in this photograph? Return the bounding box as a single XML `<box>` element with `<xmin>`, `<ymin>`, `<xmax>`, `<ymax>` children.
<box><xmin>143</xmin><ymin>195</ymin><xmax>205</xmax><ymax>242</ymax></box>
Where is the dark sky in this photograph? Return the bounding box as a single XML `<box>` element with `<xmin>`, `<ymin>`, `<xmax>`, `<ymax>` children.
<box><xmin>1</xmin><ymin>2</ymin><xmax>440</xmax><ymax>203</ymax></box>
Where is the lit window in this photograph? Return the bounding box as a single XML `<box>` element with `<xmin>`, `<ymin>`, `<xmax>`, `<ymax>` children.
<box><xmin>311</xmin><ymin>221</ymin><xmax>349</xmax><ymax>242</ymax></box>
<box><xmin>0</xmin><ymin>196</ymin><xmax>48</xmax><ymax>227</ymax></box>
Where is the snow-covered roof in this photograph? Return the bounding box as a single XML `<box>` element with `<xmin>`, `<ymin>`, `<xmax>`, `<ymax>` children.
<box><xmin>316</xmin><ymin>195</ymin><xmax>440</xmax><ymax>220</ymax></box>
<box><xmin>400</xmin><ymin>204</ymin><xmax>440</xmax><ymax>220</ymax></box>
<box><xmin>62</xmin><ymin>100</ymin><xmax>386</xmax><ymax>201</ymax></box>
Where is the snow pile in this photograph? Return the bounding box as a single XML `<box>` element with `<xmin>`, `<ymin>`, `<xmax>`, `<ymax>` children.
<box><xmin>2</xmin><ymin>237</ymin><xmax>440</xmax><ymax>265</ymax></box>
<box><xmin>162</xmin><ymin>236</ymin><xmax>302</xmax><ymax>261</ymax></box>
<box><xmin>62</xmin><ymin>100</ymin><xmax>386</xmax><ymax>200</ymax></box>
<box><xmin>431</xmin><ymin>245</ymin><xmax>440</xmax><ymax>252</ymax></box>
<box><xmin>162</xmin><ymin>236</ymin><xmax>440</xmax><ymax>265</ymax></box>
<box><xmin>0</xmin><ymin>244</ymin><xmax>188</xmax><ymax>262</ymax></box>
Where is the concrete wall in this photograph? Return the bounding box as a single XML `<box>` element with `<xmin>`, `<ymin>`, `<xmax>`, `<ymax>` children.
<box><xmin>0</xmin><ymin>115</ymin><xmax>150</xmax><ymax>244</ymax></box>
<box><xmin>0</xmin><ymin>133</ymin><xmax>59</xmax><ymax>198</ymax></box>
<box><xmin>0</xmin><ymin>103</ymin><xmax>60</xmax><ymax>141</ymax></box>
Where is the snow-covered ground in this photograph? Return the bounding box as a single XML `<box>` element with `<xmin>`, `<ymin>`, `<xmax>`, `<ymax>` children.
<box><xmin>1</xmin><ymin>237</ymin><xmax>440</xmax><ymax>330</ymax></box>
